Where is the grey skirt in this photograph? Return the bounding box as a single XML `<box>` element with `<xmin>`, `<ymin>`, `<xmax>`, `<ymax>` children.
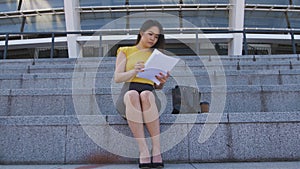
<box><xmin>115</xmin><ymin>82</ymin><xmax>161</xmax><ymax>119</ymax></box>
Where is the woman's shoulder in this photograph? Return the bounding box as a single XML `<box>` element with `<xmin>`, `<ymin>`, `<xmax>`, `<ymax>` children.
<box><xmin>117</xmin><ymin>46</ymin><xmax>137</xmax><ymax>55</ymax></box>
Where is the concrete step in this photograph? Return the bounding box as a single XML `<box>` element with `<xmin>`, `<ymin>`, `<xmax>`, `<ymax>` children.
<box><xmin>0</xmin><ymin>57</ymin><xmax>114</xmax><ymax>66</ymax></box>
<box><xmin>1</xmin><ymin>55</ymin><xmax>300</xmax><ymax>165</ymax></box>
<box><xmin>1</xmin><ymin>57</ymin><xmax>300</xmax><ymax>74</ymax></box>
<box><xmin>0</xmin><ymin>112</ymin><xmax>299</xmax><ymax>164</ymax></box>
<box><xmin>2</xmin><ymin>162</ymin><xmax>300</xmax><ymax>169</ymax></box>
<box><xmin>1</xmin><ymin>69</ymin><xmax>300</xmax><ymax>89</ymax></box>
<box><xmin>0</xmin><ymin>85</ymin><xmax>299</xmax><ymax>116</ymax></box>
<box><xmin>1</xmin><ymin>54</ymin><xmax>299</xmax><ymax>66</ymax></box>
<box><xmin>217</xmin><ymin>54</ymin><xmax>300</xmax><ymax>62</ymax></box>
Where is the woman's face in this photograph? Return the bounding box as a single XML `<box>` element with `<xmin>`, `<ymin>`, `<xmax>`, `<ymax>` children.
<box><xmin>139</xmin><ymin>26</ymin><xmax>160</xmax><ymax>48</ymax></box>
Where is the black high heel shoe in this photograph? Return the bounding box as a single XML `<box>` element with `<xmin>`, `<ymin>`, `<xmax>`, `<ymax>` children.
<box><xmin>139</xmin><ymin>162</ymin><xmax>152</xmax><ymax>169</ymax></box>
<box><xmin>151</xmin><ymin>153</ymin><xmax>164</xmax><ymax>168</ymax></box>
<box><xmin>139</xmin><ymin>155</ymin><xmax>152</xmax><ymax>169</ymax></box>
<box><xmin>151</xmin><ymin>161</ymin><xmax>164</xmax><ymax>168</ymax></box>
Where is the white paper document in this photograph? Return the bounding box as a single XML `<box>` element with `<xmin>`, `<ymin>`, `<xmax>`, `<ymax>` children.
<box><xmin>137</xmin><ymin>49</ymin><xmax>180</xmax><ymax>85</ymax></box>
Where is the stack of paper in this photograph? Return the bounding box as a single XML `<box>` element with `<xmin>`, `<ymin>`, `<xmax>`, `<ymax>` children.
<box><xmin>137</xmin><ymin>49</ymin><xmax>180</xmax><ymax>85</ymax></box>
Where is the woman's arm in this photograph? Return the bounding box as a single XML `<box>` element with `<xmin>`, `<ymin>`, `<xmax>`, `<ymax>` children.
<box><xmin>114</xmin><ymin>51</ymin><xmax>145</xmax><ymax>83</ymax></box>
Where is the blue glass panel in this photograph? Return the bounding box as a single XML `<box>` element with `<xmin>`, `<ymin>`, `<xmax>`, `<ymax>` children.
<box><xmin>80</xmin><ymin>0</ymin><xmax>232</xmax><ymax>6</ymax></box>
<box><xmin>244</xmin><ymin>11</ymin><xmax>287</xmax><ymax>28</ymax></box>
<box><xmin>23</xmin><ymin>15</ymin><xmax>66</xmax><ymax>32</ymax></box>
<box><xmin>0</xmin><ymin>18</ymin><xmax>22</xmax><ymax>32</ymax></box>
<box><xmin>182</xmin><ymin>10</ymin><xmax>228</xmax><ymax>27</ymax></box>
<box><xmin>21</xmin><ymin>0</ymin><xmax>64</xmax><ymax>10</ymax></box>
<box><xmin>129</xmin><ymin>12</ymin><xmax>180</xmax><ymax>29</ymax></box>
<box><xmin>130</xmin><ymin>0</ymin><xmax>179</xmax><ymax>5</ymax></box>
<box><xmin>81</xmin><ymin>11</ymin><xmax>180</xmax><ymax>30</ymax></box>
<box><xmin>81</xmin><ymin>12</ymin><xmax>127</xmax><ymax>30</ymax></box>
<box><xmin>245</xmin><ymin>0</ymin><xmax>290</xmax><ymax>5</ymax></box>
<box><xmin>288</xmin><ymin>12</ymin><xmax>300</xmax><ymax>29</ymax></box>
<box><xmin>0</xmin><ymin>0</ymin><xmax>18</xmax><ymax>12</ymax></box>
<box><xmin>79</xmin><ymin>0</ymin><xmax>125</xmax><ymax>6</ymax></box>
<box><xmin>183</xmin><ymin>0</ymin><xmax>229</xmax><ymax>4</ymax></box>
<box><xmin>292</xmin><ymin>0</ymin><xmax>300</xmax><ymax>5</ymax></box>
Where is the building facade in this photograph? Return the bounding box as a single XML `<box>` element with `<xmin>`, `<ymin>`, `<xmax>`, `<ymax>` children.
<box><xmin>0</xmin><ymin>0</ymin><xmax>299</xmax><ymax>59</ymax></box>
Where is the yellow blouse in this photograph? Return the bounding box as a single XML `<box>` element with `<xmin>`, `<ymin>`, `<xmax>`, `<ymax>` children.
<box><xmin>117</xmin><ymin>46</ymin><xmax>154</xmax><ymax>85</ymax></box>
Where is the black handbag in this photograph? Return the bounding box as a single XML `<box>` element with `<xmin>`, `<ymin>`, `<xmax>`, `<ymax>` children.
<box><xmin>171</xmin><ymin>85</ymin><xmax>201</xmax><ymax>114</ymax></box>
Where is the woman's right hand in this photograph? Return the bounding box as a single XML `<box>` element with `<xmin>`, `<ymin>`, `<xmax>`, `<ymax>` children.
<box><xmin>134</xmin><ymin>61</ymin><xmax>145</xmax><ymax>73</ymax></box>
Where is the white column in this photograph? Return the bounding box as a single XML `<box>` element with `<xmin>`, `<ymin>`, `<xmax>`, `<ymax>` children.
<box><xmin>64</xmin><ymin>0</ymin><xmax>82</xmax><ymax>58</ymax></box>
<box><xmin>228</xmin><ymin>0</ymin><xmax>245</xmax><ymax>56</ymax></box>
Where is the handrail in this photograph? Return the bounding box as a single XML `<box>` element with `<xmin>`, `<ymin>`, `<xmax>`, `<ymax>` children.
<box><xmin>1</xmin><ymin>29</ymin><xmax>299</xmax><ymax>59</ymax></box>
<box><xmin>1</xmin><ymin>28</ymin><xmax>300</xmax><ymax>36</ymax></box>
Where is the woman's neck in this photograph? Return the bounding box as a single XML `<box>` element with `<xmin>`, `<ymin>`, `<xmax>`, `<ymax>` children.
<box><xmin>136</xmin><ymin>43</ymin><xmax>150</xmax><ymax>51</ymax></box>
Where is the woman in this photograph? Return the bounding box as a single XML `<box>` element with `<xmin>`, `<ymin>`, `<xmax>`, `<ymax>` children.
<box><xmin>114</xmin><ymin>19</ymin><xmax>168</xmax><ymax>168</ymax></box>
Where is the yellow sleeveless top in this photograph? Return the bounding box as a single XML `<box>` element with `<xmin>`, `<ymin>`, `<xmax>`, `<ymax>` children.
<box><xmin>117</xmin><ymin>46</ymin><xmax>154</xmax><ymax>85</ymax></box>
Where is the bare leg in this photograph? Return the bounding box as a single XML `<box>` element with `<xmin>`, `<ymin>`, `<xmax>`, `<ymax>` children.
<box><xmin>140</xmin><ymin>91</ymin><xmax>163</xmax><ymax>163</ymax></box>
<box><xmin>124</xmin><ymin>90</ymin><xmax>150</xmax><ymax>164</ymax></box>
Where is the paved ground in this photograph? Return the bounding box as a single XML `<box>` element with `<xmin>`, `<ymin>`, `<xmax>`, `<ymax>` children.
<box><xmin>1</xmin><ymin>161</ymin><xmax>300</xmax><ymax>169</ymax></box>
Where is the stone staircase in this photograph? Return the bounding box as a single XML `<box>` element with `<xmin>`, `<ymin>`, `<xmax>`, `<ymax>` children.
<box><xmin>0</xmin><ymin>54</ymin><xmax>300</xmax><ymax>164</ymax></box>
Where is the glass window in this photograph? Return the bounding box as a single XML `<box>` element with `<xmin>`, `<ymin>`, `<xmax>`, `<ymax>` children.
<box><xmin>129</xmin><ymin>11</ymin><xmax>180</xmax><ymax>29</ymax></box>
<box><xmin>129</xmin><ymin>0</ymin><xmax>179</xmax><ymax>5</ymax></box>
<box><xmin>0</xmin><ymin>18</ymin><xmax>22</xmax><ymax>32</ymax></box>
<box><xmin>81</xmin><ymin>12</ymin><xmax>127</xmax><ymax>30</ymax></box>
<box><xmin>245</xmin><ymin>0</ymin><xmax>290</xmax><ymax>5</ymax></box>
<box><xmin>288</xmin><ymin>12</ymin><xmax>300</xmax><ymax>29</ymax></box>
<box><xmin>0</xmin><ymin>0</ymin><xmax>18</xmax><ymax>12</ymax></box>
<box><xmin>244</xmin><ymin>11</ymin><xmax>287</xmax><ymax>29</ymax></box>
<box><xmin>23</xmin><ymin>14</ymin><xmax>66</xmax><ymax>32</ymax></box>
<box><xmin>182</xmin><ymin>10</ymin><xmax>229</xmax><ymax>28</ymax></box>
<box><xmin>292</xmin><ymin>0</ymin><xmax>300</xmax><ymax>5</ymax></box>
<box><xmin>183</xmin><ymin>0</ymin><xmax>229</xmax><ymax>4</ymax></box>
<box><xmin>79</xmin><ymin>0</ymin><xmax>125</xmax><ymax>6</ymax></box>
<box><xmin>21</xmin><ymin>0</ymin><xmax>64</xmax><ymax>10</ymax></box>
<box><xmin>81</xmin><ymin>11</ymin><xmax>181</xmax><ymax>30</ymax></box>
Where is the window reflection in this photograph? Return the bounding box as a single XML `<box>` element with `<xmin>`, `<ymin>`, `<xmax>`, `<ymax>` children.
<box><xmin>183</xmin><ymin>0</ymin><xmax>229</xmax><ymax>4</ymax></box>
<box><xmin>292</xmin><ymin>0</ymin><xmax>300</xmax><ymax>5</ymax></box>
<box><xmin>79</xmin><ymin>0</ymin><xmax>125</xmax><ymax>6</ymax></box>
<box><xmin>21</xmin><ymin>0</ymin><xmax>63</xmax><ymax>10</ymax></box>
<box><xmin>81</xmin><ymin>11</ymin><xmax>180</xmax><ymax>30</ymax></box>
<box><xmin>288</xmin><ymin>12</ymin><xmax>300</xmax><ymax>29</ymax></box>
<box><xmin>245</xmin><ymin>0</ymin><xmax>290</xmax><ymax>5</ymax></box>
<box><xmin>81</xmin><ymin>10</ymin><xmax>229</xmax><ymax>30</ymax></box>
<box><xmin>130</xmin><ymin>12</ymin><xmax>179</xmax><ymax>29</ymax></box>
<box><xmin>245</xmin><ymin>11</ymin><xmax>287</xmax><ymax>28</ymax></box>
<box><xmin>0</xmin><ymin>0</ymin><xmax>18</xmax><ymax>12</ymax></box>
<box><xmin>79</xmin><ymin>0</ymin><xmax>231</xmax><ymax>6</ymax></box>
<box><xmin>129</xmin><ymin>0</ymin><xmax>178</xmax><ymax>5</ymax></box>
<box><xmin>81</xmin><ymin>12</ymin><xmax>127</xmax><ymax>30</ymax></box>
<box><xmin>183</xmin><ymin>10</ymin><xmax>228</xmax><ymax>28</ymax></box>
<box><xmin>23</xmin><ymin>15</ymin><xmax>66</xmax><ymax>32</ymax></box>
<box><xmin>0</xmin><ymin>18</ymin><xmax>22</xmax><ymax>32</ymax></box>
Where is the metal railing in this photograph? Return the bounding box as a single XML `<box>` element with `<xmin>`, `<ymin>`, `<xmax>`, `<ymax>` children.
<box><xmin>0</xmin><ymin>29</ymin><xmax>299</xmax><ymax>59</ymax></box>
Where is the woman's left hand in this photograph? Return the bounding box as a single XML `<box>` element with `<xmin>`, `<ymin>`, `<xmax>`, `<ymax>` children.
<box><xmin>155</xmin><ymin>72</ymin><xmax>170</xmax><ymax>89</ymax></box>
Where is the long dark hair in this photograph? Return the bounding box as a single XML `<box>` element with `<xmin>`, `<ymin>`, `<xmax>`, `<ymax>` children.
<box><xmin>135</xmin><ymin>19</ymin><xmax>165</xmax><ymax>49</ymax></box>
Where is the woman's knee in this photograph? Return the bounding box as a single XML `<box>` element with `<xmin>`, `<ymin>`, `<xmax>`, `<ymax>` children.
<box><xmin>124</xmin><ymin>90</ymin><xmax>140</xmax><ymax>105</ymax></box>
<box><xmin>140</xmin><ymin>91</ymin><xmax>155</xmax><ymax>104</ymax></box>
